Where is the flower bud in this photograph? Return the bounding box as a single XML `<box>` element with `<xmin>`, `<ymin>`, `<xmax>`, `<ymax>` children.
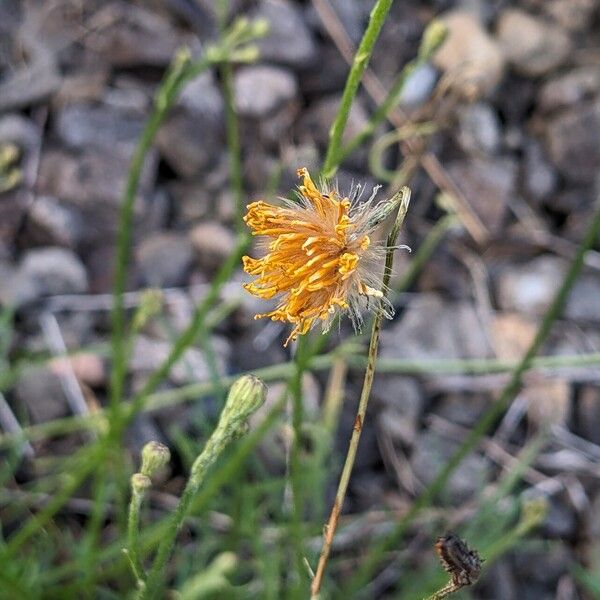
<box><xmin>131</xmin><ymin>473</ymin><xmax>151</xmax><ymax>495</ymax></box>
<box><xmin>418</xmin><ymin>20</ymin><xmax>448</xmax><ymax>60</ymax></box>
<box><xmin>218</xmin><ymin>375</ymin><xmax>267</xmax><ymax>434</ymax></box>
<box><xmin>141</xmin><ymin>441</ymin><xmax>171</xmax><ymax>478</ymax></box>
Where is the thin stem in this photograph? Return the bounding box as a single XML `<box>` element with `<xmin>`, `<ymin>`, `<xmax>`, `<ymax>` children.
<box><xmin>321</xmin><ymin>0</ymin><xmax>393</xmax><ymax>179</ymax></box>
<box><xmin>139</xmin><ymin>377</ymin><xmax>265</xmax><ymax>599</ymax></box>
<box><xmin>310</xmin><ymin>188</ymin><xmax>411</xmax><ymax>597</ymax></box>
<box><xmin>126</xmin><ymin>488</ymin><xmax>146</xmax><ymax>585</ymax></box>
<box><xmin>3</xmin><ymin>350</ymin><xmax>600</xmax><ymax>450</ymax></box>
<box><xmin>109</xmin><ymin>49</ymin><xmax>194</xmax><ymax>420</ymax></box>
<box><xmin>346</xmin><ymin>200</ymin><xmax>600</xmax><ymax>591</ymax></box>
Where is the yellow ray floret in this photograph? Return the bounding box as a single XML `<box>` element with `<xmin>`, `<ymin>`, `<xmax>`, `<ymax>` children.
<box><xmin>242</xmin><ymin>167</ymin><xmax>384</xmax><ymax>346</ymax></box>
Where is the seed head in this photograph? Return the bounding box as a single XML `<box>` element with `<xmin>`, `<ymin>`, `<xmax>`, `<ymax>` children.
<box><xmin>242</xmin><ymin>167</ymin><xmax>406</xmax><ymax>345</ymax></box>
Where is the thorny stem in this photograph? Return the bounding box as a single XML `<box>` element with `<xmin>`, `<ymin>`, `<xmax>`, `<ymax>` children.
<box><xmin>424</xmin><ymin>581</ymin><xmax>461</xmax><ymax>600</ymax></box>
<box><xmin>310</xmin><ymin>187</ymin><xmax>411</xmax><ymax>597</ymax></box>
<box><xmin>321</xmin><ymin>0</ymin><xmax>394</xmax><ymax>179</ymax></box>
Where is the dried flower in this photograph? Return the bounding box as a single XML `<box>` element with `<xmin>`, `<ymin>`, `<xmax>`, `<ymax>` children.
<box><xmin>435</xmin><ymin>532</ymin><xmax>482</xmax><ymax>587</ymax></box>
<box><xmin>242</xmin><ymin>167</ymin><xmax>406</xmax><ymax>345</ymax></box>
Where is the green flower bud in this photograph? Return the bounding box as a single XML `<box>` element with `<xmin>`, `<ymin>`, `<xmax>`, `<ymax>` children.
<box><xmin>141</xmin><ymin>441</ymin><xmax>171</xmax><ymax>478</ymax></box>
<box><xmin>418</xmin><ymin>20</ymin><xmax>448</xmax><ymax>61</ymax></box>
<box><xmin>218</xmin><ymin>375</ymin><xmax>267</xmax><ymax>435</ymax></box>
<box><xmin>131</xmin><ymin>473</ymin><xmax>151</xmax><ymax>495</ymax></box>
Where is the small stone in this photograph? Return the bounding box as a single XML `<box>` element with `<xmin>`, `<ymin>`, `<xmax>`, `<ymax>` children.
<box><xmin>491</xmin><ymin>312</ymin><xmax>537</xmax><ymax>359</ymax></box>
<box><xmin>543</xmin><ymin>0</ymin><xmax>599</xmax><ymax>32</ymax></box>
<box><xmin>189</xmin><ymin>222</ymin><xmax>237</xmax><ymax>274</ymax></box>
<box><xmin>374</xmin><ymin>376</ymin><xmax>424</xmax><ymax>446</ymax></box>
<box><xmin>15</xmin><ymin>366</ymin><xmax>69</xmax><ymax>423</ymax></box>
<box><xmin>524</xmin><ymin>377</ymin><xmax>571</xmax><ymax>428</ymax></box>
<box><xmin>537</xmin><ymin>67</ymin><xmax>600</xmax><ymax>114</ymax></box>
<box><xmin>156</xmin><ymin>109</ymin><xmax>223</xmax><ymax>178</ymax></box>
<box><xmin>83</xmin><ymin>2</ymin><xmax>187</xmax><ymax>67</ymax></box>
<box><xmin>497</xmin><ymin>256</ymin><xmax>567</xmax><ymax>316</ymax></box>
<box><xmin>456</xmin><ymin>102</ymin><xmax>502</xmax><ymax>156</ymax></box>
<box><xmin>546</xmin><ymin>100</ymin><xmax>600</xmax><ymax>185</ymax></box>
<box><xmin>410</xmin><ymin>431</ymin><xmax>490</xmax><ymax>504</ymax></box>
<box><xmin>522</xmin><ymin>138</ymin><xmax>558</xmax><ymax>202</ymax></box>
<box><xmin>54</xmin><ymin>103</ymin><xmax>144</xmax><ymax>154</ymax></box>
<box><xmin>432</xmin><ymin>10</ymin><xmax>505</xmax><ymax>98</ymax></box>
<box><xmin>398</xmin><ymin>63</ymin><xmax>439</xmax><ymax>108</ymax></box>
<box><xmin>381</xmin><ymin>294</ymin><xmax>491</xmax><ymax>362</ymax></box>
<box><xmin>24</xmin><ymin>196</ymin><xmax>86</xmax><ymax>249</ymax></box>
<box><xmin>252</xmin><ymin>0</ymin><xmax>317</xmax><ymax>68</ymax></box>
<box><xmin>6</xmin><ymin>247</ymin><xmax>88</xmax><ymax>307</ymax></box>
<box><xmin>38</xmin><ymin>148</ymin><xmax>157</xmax><ymax>213</ymax></box>
<box><xmin>233</xmin><ymin>65</ymin><xmax>298</xmax><ymax>118</ymax></box>
<box><xmin>435</xmin><ymin>393</ymin><xmax>490</xmax><ymax>427</ymax></box>
<box><xmin>577</xmin><ymin>385</ymin><xmax>600</xmax><ymax>445</ymax></box>
<box><xmin>49</xmin><ymin>353</ymin><xmax>106</xmax><ymax>388</ymax></box>
<box><xmin>130</xmin><ymin>334</ymin><xmax>229</xmax><ymax>385</ymax></box>
<box><xmin>447</xmin><ymin>157</ymin><xmax>517</xmax><ymax>233</ymax></box>
<box><xmin>136</xmin><ymin>233</ymin><xmax>195</xmax><ymax>288</ymax></box>
<box><xmin>496</xmin><ymin>9</ymin><xmax>572</xmax><ymax>77</ymax></box>
<box><xmin>565</xmin><ymin>274</ymin><xmax>600</xmax><ymax>322</ymax></box>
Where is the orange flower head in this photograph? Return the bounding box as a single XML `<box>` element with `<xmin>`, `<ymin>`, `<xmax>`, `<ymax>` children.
<box><xmin>242</xmin><ymin>167</ymin><xmax>401</xmax><ymax>346</ymax></box>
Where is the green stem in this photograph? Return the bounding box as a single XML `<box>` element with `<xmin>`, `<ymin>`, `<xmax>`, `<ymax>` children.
<box><xmin>110</xmin><ymin>49</ymin><xmax>194</xmax><ymax>420</ymax></box>
<box><xmin>3</xmin><ymin>350</ymin><xmax>600</xmax><ymax>449</ymax></box>
<box><xmin>321</xmin><ymin>0</ymin><xmax>394</xmax><ymax>179</ymax></box>
<box><xmin>139</xmin><ymin>376</ymin><xmax>265</xmax><ymax>599</ymax></box>
<box><xmin>126</xmin><ymin>488</ymin><xmax>146</xmax><ymax>585</ymax></box>
<box><xmin>347</xmin><ymin>201</ymin><xmax>600</xmax><ymax>591</ymax></box>
<box><xmin>339</xmin><ymin>20</ymin><xmax>447</xmax><ymax>164</ymax></box>
<box><xmin>310</xmin><ymin>188</ymin><xmax>411</xmax><ymax>597</ymax></box>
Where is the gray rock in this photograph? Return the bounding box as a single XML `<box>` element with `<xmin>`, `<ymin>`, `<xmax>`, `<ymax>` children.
<box><xmin>523</xmin><ymin>138</ymin><xmax>558</xmax><ymax>202</ymax></box>
<box><xmin>234</xmin><ymin>65</ymin><xmax>298</xmax><ymax>118</ymax></box>
<box><xmin>156</xmin><ymin>108</ymin><xmax>223</xmax><ymax>178</ymax></box>
<box><xmin>566</xmin><ymin>275</ymin><xmax>600</xmax><ymax>322</ymax></box>
<box><xmin>179</xmin><ymin>72</ymin><xmax>224</xmax><ymax>119</ymax></box>
<box><xmin>577</xmin><ymin>385</ymin><xmax>600</xmax><ymax>445</ymax></box>
<box><xmin>434</xmin><ymin>393</ymin><xmax>489</xmax><ymax>427</ymax></box>
<box><xmin>5</xmin><ymin>247</ymin><xmax>88</xmax><ymax>306</ymax></box>
<box><xmin>252</xmin><ymin>0</ymin><xmax>317</xmax><ymax>68</ymax></box>
<box><xmin>380</xmin><ymin>294</ymin><xmax>491</xmax><ymax>361</ymax></box>
<box><xmin>399</xmin><ymin>63</ymin><xmax>439</xmax><ymax>108</ymax></box>
<box><xmin>130</xmin><ymin>334</ymin><xmax>229</xmax><ymax>385</ymax></box>
<box><xmin>374</xmin><ymin>376</ymin><xmax>424</xmax><ymax>446</ymax></box>
<box><xmin>546</xmin><ymin>100</ymin><xmax>600</xmax><ymax>184</ymax></box>
<box><xmin>496</xmin><ymin>9</ymin><xmax>572</xmax><ymax>77</ymax></box>
<box><xmin>410</xmin><ymin>431</ymin><xmax>490</xmax><ymax>504</ymax></box>
<box><xmin>25</xmin><ymin>196</ymin><xmax>86</xmax><ymax>249</ymax></box>
<box><xmin>300</xmin><ymin>94</ymin><xmax>369</xmax><ymax>164</ymax></box>
<box><xmin>432</xmin><ymin>10</ymin><xmax>505</xmax><ymax>98</ymax></box>
<box><xmin>447</xmin><ymin>157</ymin><xmax>517</xmax><ymax>233</ymax></box>
<box><xmin>38</xmin><ymin>148</ymin><xmax>157</xmax><ymax>214</ymax></box>
<box><xmin>54</xmin><ymin>103</ymin><xmax>144</xmax><ymax>154</ymax></box>
<box><xmin>497</xmin><ymin>256</ymin><xmax>567</xmax><ymax>316</ymax></box>
<box><xmin>456</xmin><ymin>102</ymin><xmax>502</xmax><ymax>156</ymax></box>
<box><xmin>543</xmin><ymin>0</ymin><xmax>599</xmax><ymax>32</ymax></box>
<box><xmin>189</xmin><ymin>222</ymin><xmax>237</xmax><ymax>274</ymax></box>
<box><xmin>15</xmin><ymin>366</ymin><xmax>69</xmax><ymax>423</ymax></box>
<box><xmin>83</xmin><ymin>1</ymin><xmax>188</xmax><ymax>67</ymax></box>
<box><xmin>136</xmin><ymin>233</ymin><xmax>195</xmax><ymax>288</ymax></box>
<box><xmin>514</xmin><ymin>545</ymin><xmax>571</xmax><ymax>583</ymax></box>
<box><xmin>537</xmin><ymin>67</ymin><xmax>600</xmax><ymax>114</ymax></box>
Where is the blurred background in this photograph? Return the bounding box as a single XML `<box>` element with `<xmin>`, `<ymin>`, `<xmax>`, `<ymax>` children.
<box><xmin>0</xmin><ymin>0</ymin><xmax>600</xmax><ymax>598</ymax></box>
